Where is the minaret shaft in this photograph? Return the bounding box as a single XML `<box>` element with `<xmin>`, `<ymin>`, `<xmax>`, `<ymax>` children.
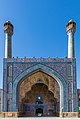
<box><xmin>5</xmin><ymin>33</ymin><xmax>12</xmax><ymax>58</ymax></box>
<box><xmin>66</xmin><ymin>20</ymin><xmax>76</xmax><ymax>58</ymax></box>
<box><xmin>68</xmin><ymin>32</ymin><xmax>74</xmax><ymax>58</ymax></box>
<box><xmin>4</xmin><ymin>21</ymin><xmax>13</xmax><ymax>58</ymax></box>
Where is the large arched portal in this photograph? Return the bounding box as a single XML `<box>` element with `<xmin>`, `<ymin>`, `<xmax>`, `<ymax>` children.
<box><xmin>17</xmin><ymin>71</ymin><xmax>60</xmax><ymax>117</ymax></box>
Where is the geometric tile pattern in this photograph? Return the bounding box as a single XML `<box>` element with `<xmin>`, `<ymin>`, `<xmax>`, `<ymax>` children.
<box><xmin>3</xmin><ymin>57</ymin><xmax>77</xmax><ymax>113</ymax></box>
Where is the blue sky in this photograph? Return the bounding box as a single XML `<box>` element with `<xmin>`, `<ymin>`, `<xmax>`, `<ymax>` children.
<box><xmin>0</xmin><ymin>0</ymin><xmax>80</xmax><ymax>88</ymax></box>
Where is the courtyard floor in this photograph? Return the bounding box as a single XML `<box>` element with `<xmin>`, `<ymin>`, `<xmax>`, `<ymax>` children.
<box><xmin>1</xmin><ymin>117</ymin><xmax>79</xmax><ymax>119</ymax></box>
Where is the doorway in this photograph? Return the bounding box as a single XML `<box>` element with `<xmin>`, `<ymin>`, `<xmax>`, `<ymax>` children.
<box><xmin>36</xmin><ymin>108</ymin><xmax>43</xmax><ymax>117</ymax></box>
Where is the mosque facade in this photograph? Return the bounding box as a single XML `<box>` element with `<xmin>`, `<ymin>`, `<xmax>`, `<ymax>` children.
<box><xmin>3</xmin><ymin>20</ymin><xmax>78</xmax><ymax>117</ymax></box>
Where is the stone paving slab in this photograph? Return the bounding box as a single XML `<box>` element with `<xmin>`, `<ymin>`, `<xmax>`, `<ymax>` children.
<box><xmin>0</xmin><ymin>117</ymin><xmax>79</xmax><ymax>119</ymax></box>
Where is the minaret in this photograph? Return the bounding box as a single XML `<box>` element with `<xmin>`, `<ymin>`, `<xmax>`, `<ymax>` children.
<box><xmin>4</xmin><ymin>21</ymin><xmax>14</xmax><ymax>58</ymax></box>
<box><xmin>66</xmin><ymin>20</ymin><xmax>76</xmax><ymax>58</ymax></box>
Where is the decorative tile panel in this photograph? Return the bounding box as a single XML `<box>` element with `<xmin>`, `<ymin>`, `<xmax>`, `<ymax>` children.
<box><xmin>3</xmin><ymin>58</ymin><xmax>77</xmax><ymax>113</ymax></box>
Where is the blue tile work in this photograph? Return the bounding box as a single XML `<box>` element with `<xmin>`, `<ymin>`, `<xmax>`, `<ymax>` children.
<box><xmin>3</xmin><ymin>59</ymin><xmax>8</xmax><ymax>111</ymax></box>
<box><xmin>3</xmin><ymin>57</ymin><xmax>77</xmax><ymax>113</ymax></box>
<box><xmin>12</xmin><ymin>63</ymin><xmax>68</xmax><ymax>112</ymax></box>
<box><xmin>72</xmin><ymin>59</ymin><xmax>78</xmax><ymax>112</ymax></box>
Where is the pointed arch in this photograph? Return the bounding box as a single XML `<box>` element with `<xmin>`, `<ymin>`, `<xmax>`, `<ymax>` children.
<box><xmin>12</xmin><ymin>63</ymin><xmax>68</xmax><ymax>113</ymax></box>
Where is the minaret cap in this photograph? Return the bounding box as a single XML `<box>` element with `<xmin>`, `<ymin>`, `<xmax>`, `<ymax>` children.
<box><xmin>4</xmin><ymin>21</ymin><xmax>14</xmax><ymax>35</ymax></box>
<box><xmin>66</xmin><ymin>19</ymin><xmax>76</xmax><ymax>33</ymax></box>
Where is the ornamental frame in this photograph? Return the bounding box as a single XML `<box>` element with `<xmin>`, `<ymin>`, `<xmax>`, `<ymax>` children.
<box><xmin>12</xmin><ymin>63</ymin><xmax>68</xmax><ymax>113</ymax></box>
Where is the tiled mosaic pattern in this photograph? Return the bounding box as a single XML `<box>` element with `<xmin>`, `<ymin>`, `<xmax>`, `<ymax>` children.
<box><xmin>3</xmin><ymin>58</ymin><xmax>77</xmax><ymax>113</ymax></box>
